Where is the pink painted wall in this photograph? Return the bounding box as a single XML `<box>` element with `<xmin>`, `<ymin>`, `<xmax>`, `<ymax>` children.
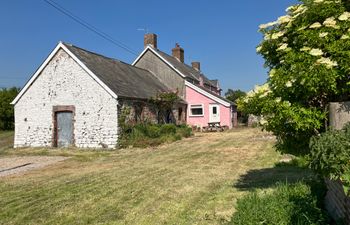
<box><xmin>186</xmin><ymin>86</ymin><xmax>232</xmax><ymax>128</ymax></box>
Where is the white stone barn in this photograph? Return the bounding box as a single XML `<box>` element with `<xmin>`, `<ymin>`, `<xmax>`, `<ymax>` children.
<box><xmin>11</xmin><ymin>42</ymin><xmax>169</xmax><ymax>148</ymax></box>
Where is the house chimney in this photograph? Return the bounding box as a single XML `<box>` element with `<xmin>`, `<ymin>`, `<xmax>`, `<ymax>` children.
<box><xmin>144</xmin><ymin>33</ymin><xmax>157</xmax><ymax>49</ymax></box>
<box><xmin>191</xmin><ymin>62</ymin><xmax>200</xmax><ymax>71</ymax></box>
<box><xmin>172</xmin><ymin>43</ymin><xmax>184</xmax><ymax>63</ymax></box>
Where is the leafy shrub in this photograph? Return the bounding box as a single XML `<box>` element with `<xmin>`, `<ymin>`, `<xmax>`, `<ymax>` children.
<box><xmin>0</xmin><ymin>87</ymin><xmax>19</xmax><ymax>130</ymax></box>
<box><xmin>176</xmin><ymin>125</ymin><xmax>192</xmax><ymax>138</ymax></box>
<box><xmin>231</xmin><ymin>181</ymin><xmax>328</xmax><ymax>225</ymax></box>
<box><xmin>309</xmin><ymin>123</ymin><xmax>350</xmax><ymax>194</ymax></box>
<box><xmin>159</xmin><ymin>124</ymin><xmax>177</xmax><ymax>135</ymax></box>
<box><xmin>146</xmin><ymin>125</ymin><xmax>161</xmax><ymax>138</ymax></box>
<box><xmin>119</xmin><ymin>123</ymin><xmax>192</xmax><ymax>148</ymax></box>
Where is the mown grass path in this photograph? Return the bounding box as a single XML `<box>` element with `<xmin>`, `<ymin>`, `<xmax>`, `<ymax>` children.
<box><xmin>0</xmin><ymin>129</ymin><xmax>293</xmax><ymax>225</ymax></box>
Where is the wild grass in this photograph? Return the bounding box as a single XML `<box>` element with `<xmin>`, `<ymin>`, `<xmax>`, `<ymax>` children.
<box><xmin>230</xmin><ymin>181</ymin><xmax>328</xmax><ymax>225</ymax></box>
<box><xmin>0</xmin><ymin>131</ymin><xmax>14</xmax><ymax>152</ymax></box>
<box><xmin>0</xmin><ymin>128</ymin><xmax>314</xmax><ymax>224</ymax></box>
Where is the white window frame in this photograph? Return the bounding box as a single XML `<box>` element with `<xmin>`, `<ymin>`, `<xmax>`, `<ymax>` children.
<box><xmin>189</xmin><ymin>104</ymin><xmax>204</xmax><ymax>117</ymax></box>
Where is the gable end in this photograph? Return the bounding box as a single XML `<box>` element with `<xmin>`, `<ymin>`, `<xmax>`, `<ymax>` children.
<box><xmin>11</xmin><ymin>42</ymin><xmax>118</xmax><ymax>105</ymax></box>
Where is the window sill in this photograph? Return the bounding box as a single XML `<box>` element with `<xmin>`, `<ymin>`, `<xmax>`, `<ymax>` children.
<box><xmin>189</xmin><ymin>115</ymin><xmax>204</xmax><ymax>117</ymax></box>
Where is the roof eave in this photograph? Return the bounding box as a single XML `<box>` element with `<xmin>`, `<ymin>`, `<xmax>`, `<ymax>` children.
<box><xmin>185</xmin><ymin>81</ymin><xmax>232</xmax><ymax>107</ymax></box>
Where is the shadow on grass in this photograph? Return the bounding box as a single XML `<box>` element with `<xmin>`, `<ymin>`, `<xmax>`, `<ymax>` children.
<box><xmin>234</xmin><ymin>162</ymin><xmax>315</xmax><ymax>191</ymax></box>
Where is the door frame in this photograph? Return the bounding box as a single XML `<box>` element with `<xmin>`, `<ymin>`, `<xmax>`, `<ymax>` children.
<box><xmin>52</xmin><ymin>105</ymin><xmax>75</xmax><ymax>147</ymax></box>
<box><xmin>209</xmin><ymin>104</ymin><xmax>220</xmax><ymax>123</ymax></box>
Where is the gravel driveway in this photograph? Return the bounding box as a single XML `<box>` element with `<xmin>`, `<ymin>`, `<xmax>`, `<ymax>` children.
<box><xmin>0</xmin><ymin>156</ymin><xmax>68</xmax><ymax>177</ymax></box>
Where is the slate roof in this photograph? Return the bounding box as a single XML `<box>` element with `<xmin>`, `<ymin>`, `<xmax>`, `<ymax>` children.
<box><xmin>64</xmin><ymin>43</ymin><xmax>169</xmax><ymax>99</ymax></box>
<box><xmin>153</xmin><ymin>48</ymin><xmax>218</xmax><ymax>88</ymax></box>
<box><xmin>148</xmin><ymin>47</ymin><xmax>233</xmax><ymax>105</ymax></box>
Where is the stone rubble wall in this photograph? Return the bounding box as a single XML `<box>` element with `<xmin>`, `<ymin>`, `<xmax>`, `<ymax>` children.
<box><xmin>329</xmin><ymin>102</ymin><xmax>350</xmax><ymax>130</ymax></box>
<box><xmin>327</xmin><ymin>102</ymin><xmax>350</xmax><ymax>224</ymax></box>
<box><xmin>325</xmin><ymin>179</ymin><xmax>350</xmax><ymax>224</ymax></box>
<box><xmin>14</xmin><ymin>49</ymin><xmax>119</xmax><ymax>148</ymax></box>
<box><xmin>119</xmin><ymin>99</ymin><xmax>186</xmax><ymax>125</ymax></box>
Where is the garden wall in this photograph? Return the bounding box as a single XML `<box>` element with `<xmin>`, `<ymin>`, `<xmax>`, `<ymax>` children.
<box><xmin>327</xmin><ymin>101</ymin><xmax>350</xmax><ymax>224</ymax></box>
<box><xmin>325</xmin><ymin>179</ymin><xmax>350</xmax><ymax>224</ymax></box>
<box><xmin>329</xmin><ymin>102</ymin><xmax>350</xmax><ymax>130</ymax></box>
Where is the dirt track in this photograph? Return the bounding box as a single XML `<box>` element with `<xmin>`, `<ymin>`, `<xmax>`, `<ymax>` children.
<box><xmin>0</xmin><ymin>156</ymin><xmax>68</xmax><ymax>177</ymax></box>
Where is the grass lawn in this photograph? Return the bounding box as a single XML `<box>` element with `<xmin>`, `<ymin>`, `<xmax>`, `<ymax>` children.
<box><xmin>0</xmin><ymin>128</ymin><xmax>313</xmax><ymax>225</ymax></box>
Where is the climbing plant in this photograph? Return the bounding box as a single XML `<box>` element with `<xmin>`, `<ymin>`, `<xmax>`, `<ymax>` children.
<box><xmin>149</xmin><ymin>91</ymin><xmax>179</xmax><ymax>124</ymax></box>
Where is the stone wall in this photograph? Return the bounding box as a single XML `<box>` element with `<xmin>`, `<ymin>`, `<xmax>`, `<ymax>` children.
<box><xmin>325</xmin><ymin>179</ymin><xmax>350</xmax><ymax>224</ymax></box>
<box><xmin>14</xmin><ymin>49</ymin><xmax>119</xmax><ymax>148</ymax></box>
<box><xmin>247</xmin><ymin>114</ymin><xmax>261</xmax><ymax>127</ymax></box>
<box><xmin>329</xmin><ymin>102</ymin><xmax>350</xmax><ymax>130</ymax></box>
<box><xmin>327</xmin><ymin>102</ymin><xmax>350</xmax><ymax>224</ymax></box>
<box><xmin>119</xmin><ymin>99</ymin><xmax>186</xmax><ymax>125</ymax></box>
<box><xmin>118</xmin><ymin>99</ymin><xmax>158</xmax><ymax>125</ymax></box>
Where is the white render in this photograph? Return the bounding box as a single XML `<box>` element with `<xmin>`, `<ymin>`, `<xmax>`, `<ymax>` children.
<box><xmin>14</xmin><ymin>49</ymin><xmax>119</xmax><ymax>148</ymax></box>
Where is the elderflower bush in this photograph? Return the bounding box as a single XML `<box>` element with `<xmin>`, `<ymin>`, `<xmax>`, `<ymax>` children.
<box><xmin>240</xmin><ymin>0</ymin><xmax>350</xmax><ymax>155</ymax></box>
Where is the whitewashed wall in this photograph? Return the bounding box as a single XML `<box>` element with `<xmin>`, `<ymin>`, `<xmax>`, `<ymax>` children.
<box><xmin>14</xmin><ymin>49</ymin><xmax>119</xmax><ymax>148</ymax></box>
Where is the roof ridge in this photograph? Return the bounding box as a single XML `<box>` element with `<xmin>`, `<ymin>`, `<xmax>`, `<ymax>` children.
<box><xmin>63</xmin><ymin>42</ymin><xmax>154</xmax><ymax>74</ymax></box>
<box><xmin>152</xmin><ymin>47</ymin><xmax>218</xmax><ymax>87</ymax></box>
<box><xmin>155</xmin><ymin>48</ymin><xmax>198</xmax><ymax>71</ymax></box>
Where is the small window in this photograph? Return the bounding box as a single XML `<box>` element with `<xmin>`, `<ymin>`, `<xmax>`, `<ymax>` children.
<box><xmin>190</xmin><ymin>104</ymin><xmax>204</xmax><ymax>116</ymax></box>
<box><xmin>212</xmin><ymin>107</ymin><xmax>217</xmax><ymax>114</ymax></box>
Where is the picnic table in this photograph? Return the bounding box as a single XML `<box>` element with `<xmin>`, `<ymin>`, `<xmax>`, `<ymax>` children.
<box><xmin>204</xmin><ymin>122</ymin><xmax>226</xmax><ymax>132</ymax></box>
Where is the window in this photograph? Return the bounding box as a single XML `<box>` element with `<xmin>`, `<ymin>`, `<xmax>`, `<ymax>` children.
<box><xmin>190</xmin><ymin>104</ymin><xmax>204</xmax><ymax>116</ymax></box>
<box><xmin>212</xmin><ymin>106</ymin><xmax>217</xmax><ymax>114</ymax></box>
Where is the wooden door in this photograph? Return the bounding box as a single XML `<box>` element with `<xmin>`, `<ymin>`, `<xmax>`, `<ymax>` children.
<box><xmin>56</xmin><ymin>111</ymin><xmax>73</xmax><ymax>147</ymax></box>
<box><xmin>209</xmin><ymin>104</ymin><xmax>220</xmax><ymax>123</ymax></box>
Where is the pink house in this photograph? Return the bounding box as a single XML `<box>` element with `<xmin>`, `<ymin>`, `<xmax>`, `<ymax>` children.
<box><xmin>133</xmin><ymin>34</ymin><xmax>235</xmax><ymax>129</ymax></box>
<box><xmin>186</xmin><ymin>84</ymin><xmax>233</xmax><ymax>128</ymax></box>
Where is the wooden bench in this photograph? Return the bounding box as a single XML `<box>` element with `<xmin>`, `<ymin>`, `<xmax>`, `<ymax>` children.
<box><xmin>207</xmin><ymin>122</ymin><xmax>224</xmax><ymax>132</ymax></box>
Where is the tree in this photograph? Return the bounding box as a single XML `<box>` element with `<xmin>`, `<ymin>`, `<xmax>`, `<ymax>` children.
<box><xmin>225</xmin><ymin>89</ymin><xmax>246</xmax><ymax>103</ymax></box>
<box><xmin>0</xmin><ymin>87</ymin><xmax>19</xmax><ymax>130</ymax></box>
<box><xmin>238</xmin><ymin>0</ymin><xmax>350</xmax><ymax>155</ymax></box>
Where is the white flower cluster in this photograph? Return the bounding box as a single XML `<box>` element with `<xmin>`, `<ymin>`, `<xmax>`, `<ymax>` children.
<box><xmin>300</xmin><ymin>46</ymin><xmax>311</xmax><ymax>52</ymax></box>
<box><xmin>316</xmin><ymin>57</ymin><xmax>338</xmax><ymax>68</ymax></box>
<box><xmin>319</xmin><ymin>32</ymin><xmax>328</xmax><ymax>38</ymax></box>
<box><xmin>277</xmin><ymin>43</ymin><xmax>290</xmax><ymax>51</ymax></box>
<box><xmin>339</xmin><ymin>12</ymin><xmax>350</xmax><ymax>21</ymax></box>
<box><xmin>286</xmin><ymin>4</ymin><xmax>308</xmax><ymax>17</ymax></box>
<box><xmin>269</xmin><ymin>69</ymin><xmax>276</xmax><ymax>77</ymax></box>
<box><xmin>244</xmin><ymin>83</ymin><xmax>271</xmax><ymax>102</ymax></box>
<box><xmin>285</xmin><ymin>79</ymin><xmax>296</xmax><ymax>88</ymax></box>
<box><xmin>259</xmin><ymin>21</ymin><xmax>278</xmax><ymax>30</ymax></box>
<box><xmin>309</xmin><ymin>22</ymin><xmax>322</xmax><ymax>29</ymax></box>
<box><xmin>256</xmin><ymin>46</ymin><xmax>262</xmax><ymax>53</ymax></box>
<box><xmin>278</xmin><ymin>15</ymin><xmax>292</xmax><ymax>24</ymax></box>
<box><xmin>323</xmin><ymin>17</ymin><xmax>339</xmax><ymax>29</ymax></box>
<box><xmin>309</xmin><ymin>48</ymin><xmax>324</xmax><ymax>56</ymax></box>
<box><xmin>271</xmin><ymin>31</ymin><xmax>285</xmax><ymax>40</ymax></box>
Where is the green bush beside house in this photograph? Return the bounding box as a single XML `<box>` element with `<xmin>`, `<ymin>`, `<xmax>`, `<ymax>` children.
<box><xmin>118</xmin><ymin>123</ymin><xmax>192</xmax><ymax>148</ymax></box>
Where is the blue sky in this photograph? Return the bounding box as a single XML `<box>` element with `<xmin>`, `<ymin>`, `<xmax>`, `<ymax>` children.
<box><xmin>0</xmin><ymin>0</ymin><xmax>298</xmax><ymax>92</ymax></box>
